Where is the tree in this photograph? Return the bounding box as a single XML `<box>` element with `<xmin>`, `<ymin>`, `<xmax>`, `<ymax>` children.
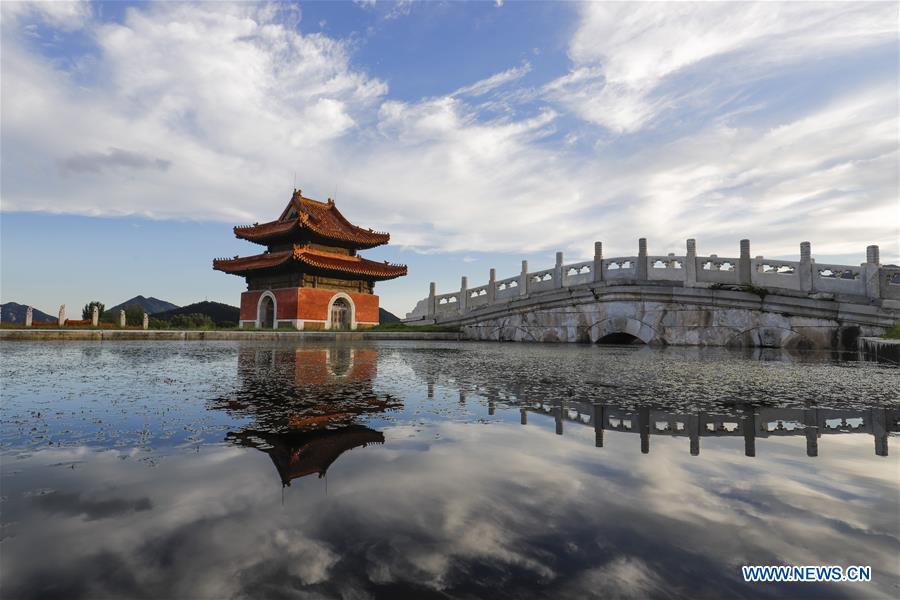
<box><xmin>124</xmin><ymin>304</ymin><xmax>144</xmax><ymax>326</ymax></box>
<box><xmin>82</xmin><ymin>301</ymin><xmax>105</xmax><ymax>320</ymax></box>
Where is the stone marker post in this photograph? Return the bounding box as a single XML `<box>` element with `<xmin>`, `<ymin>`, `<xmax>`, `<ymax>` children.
<box><xmin>738</xmin><ymin>239</ymin><xmax>752</xmax><ymax>285</ymax></box>
<box><xmin>91</xmin><ymin>306</ymin><xmax>99</xmax><ymax>327</ymax></box>
<box><xmin>119</xmin><ymin>309</ymin><xmax>126</xmax><ymax>328</ymax></box>
<box><xmin>142</xmin><ymin>313</ymin><xmax>149</xmax><ymax>330</ymax></box>
<box><xmin>637</xmin><ymin>238</ymin><xmax>648</xmax><ymax>281</ymax></box>
<box><xmin>25</xmin><ymin>306</ymin><xmax>33</xmax><ymax>327</ymax></box>
<box><xmin>459</xmin><ymin>276</ymin><xmax>468</xmax><ymax>314</ymax></box>
<box><xmin>519</xmin><ymin>260</ymin><xmax>529</xmax><ymax>296</ymax></box>
<box><xmin>593</xmin><ymin>242</ymin><xmax>603</xmax><ymax>283</ymax></box>
<box><xmin>487</xmin><ymin>268</ymin><xmax>496</xmax><ymax>304</ymax></box>
<box><xmin>554</xmin><ymin>252</ymin><xmax>564</xmax><ymax>288</ymax></box>
<box><xmin>685</xmin><ymin>239</ymin><xmax>697</xmax><ymax>287</ymax></box>
<box><xmin>58</xmin><ymin>305</ymin><xmax>66</xmax><ymax>327</ymax></box>
<box><xmin>799</xmin><ymin>241</ymin><xmax>813</xmax><ymax>293</ymax></box>
<box><xmin>428</xmin><ymin>282</ymin><xmax>436</xmax><ymax>317</ymax></box>
<box><xmin>864</xmin><ymin>245</ymin><xmax>880</xmax><ymax>300</ymax></box>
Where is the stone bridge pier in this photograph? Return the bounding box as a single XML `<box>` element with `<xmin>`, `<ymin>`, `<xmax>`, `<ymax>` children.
<box><xmin>406</xmin><ymin>238</ymin><xmax>900</xmax><ymax>349</ymax></box>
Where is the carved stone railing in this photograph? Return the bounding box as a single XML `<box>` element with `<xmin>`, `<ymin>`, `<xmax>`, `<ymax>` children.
<box><xmin>405</xmin><ymin>238</ymin><xmax>898</xmax><ymax>321</ymax></box>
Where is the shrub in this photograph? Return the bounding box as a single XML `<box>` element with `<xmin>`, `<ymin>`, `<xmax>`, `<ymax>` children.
<box><xmin>885</xmin><ymin>322</ymin><xmax>900</xmax><ymax>340</ymax></box>
<box><xmin>169</xmin><ymin>313</ymin><xmax>215</xmax><ymax>329</ymax></box>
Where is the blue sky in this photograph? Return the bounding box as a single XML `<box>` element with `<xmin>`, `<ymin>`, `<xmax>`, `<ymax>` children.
<box><xmin>1</xmin><ymin>1</ymin><xmax>898</xmax><ymax>316</ymax></box>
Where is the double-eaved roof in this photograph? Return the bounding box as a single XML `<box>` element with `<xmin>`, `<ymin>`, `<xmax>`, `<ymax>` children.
<box><xmin>214</xmin><ymin>189</ymin><xmax>407</xmax><ymax>282</ymax></box>
<box><xmin>234</xmin><ymin>190</ymin><xmax>390</xmax><ymax>249</ymax></box>
<box><xmin>213</xmin><ymin>244</ymin><xmax>408</xmax><ymax>280</ymax></box>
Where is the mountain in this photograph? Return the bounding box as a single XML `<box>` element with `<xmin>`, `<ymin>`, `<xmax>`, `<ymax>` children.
<box><xmin>154</xmin><ymin>301</ymin><xmax>239</xmax><ymax>325</ymax></box>
<box><xmin>108</xmin><ymin>296</ymin><xmax>179</xmax><ymax>315</ymax></box>
<box><xmin>379</xmin><ymin>307</ymin><xmax>401</xmax><ymax>323</ymax></box>
<box><xmin>1</xmin><ymin>302</ymin><xmax>55</xmax><ymax>324</ymax></box>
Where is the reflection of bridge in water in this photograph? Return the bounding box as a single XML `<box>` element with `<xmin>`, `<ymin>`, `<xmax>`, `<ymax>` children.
<box><xmin>518</xmin><ymin>400</ymin><xmax>899</xmax><ymax>458</ymax></box>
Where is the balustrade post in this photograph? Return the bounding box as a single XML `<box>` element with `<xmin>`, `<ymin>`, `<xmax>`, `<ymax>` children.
<box><xmin>639</xmin><ymin>407</ymin><xmax>651</xmax><ymax>454</ymax></box>
<box><xmin>118</xmin><ymin>309</ymin><xmax>126</xmax><ymax>328</ymax></box>
<box><xmin>864</xmin><ymin>245</ymin><xmax>881</xmax><ymax>300</ymax></box>
<box><xmin>555</xmin><ymin>252</ymin><xmax>564</xmax><ymax>288</ymax></box>
<box><xmin>799</xmin><ymin>241</ymin><xmax>814</xmax><ymax>293</ymax></box>
<box><xmin>738</xmin><ymin>239</ymin><xmax>752</xmax><ymax>285</ymax></box>
<box><xmin>91</xmin><ymin>305</ymin><xmax>99</xmax><ymax>327</ymax></box>
<box><xmin>25</xmin><ymin>306</ymin><xmax>33</xmax><ymax>327</ymax></box>
<box><xmin>637</xmin><ymin>238</ymin><xmax>648</xmax><ymax>281</ymax></box>
<box><xmin>685</xmin><ymin>239</ymin><xmax>697</xmax><ymax>287</ymax></box>
<box><xmin>428</xmin><ymin>282</ymin><xmax>436</xmax><ymax>317</ymax></box>
<box><xmin>593</xmin><ymin>242</ymin><xmax>604</xmax><ymax>283</ymax></box>
<box><xmin>459</xmin><ymin>276</ymin><xmax>468</xmax><ymax>314</ymax></box>
<box><xmin>872</xmin><ymin>407</ymin><xmax>888</xmax><ymax>457</ymax></box>
<box><xmin>592</xmin><ymin>404</ymin><xmax>605</xmax><ymax>448</ymax></box>
<box><xmin>519</xmin><ymin>260</ymin><xmax>529</xmax><ymax>296</ymax></box>
<box><xmin>58</xmin><ymin>305</ymin><xmax>66</xmax><ymax>327</ymax></box>
<box><xmin>486</xmin><ymin>268</ymin><xmax>496</xmax><ymax>305</ymax></box>
<box><xmin>804</xmin><ymin>408</ymin><xmax>818</xmax><ymax>457</ymax></box>
<box><xmin>742</xmin><ymin>407</ymin><xmax>757</xmax><ymax>457</ymax></box>
<box><xmin>142</xmin><ymin>313</ymin><xmax>149</xmax><ymax>330</ymax></box>
<box><xmin>689</xmin><ymin>414</ymin><xmax>700</xmax><ymax>456</ymax></box>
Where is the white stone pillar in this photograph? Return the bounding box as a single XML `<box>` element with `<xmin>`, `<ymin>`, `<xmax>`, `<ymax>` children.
<box><xmin>799</xmin><ymin>241</ymin><xmax>814</xmax><ymax>293</ymax></box>
<box><xmin>91</xmin><ymin>306</ymin><xmax>99</xmax><ymax>327</ymax></box>
<box><xmin>58</xmin><ymin>305</ymin><xmax>66</xmax><ymax>327</ymax></box>
<box><xmin>519</xmin><ymin>260</ymin><xmax>529</xmax><ymax>296</ymax></box>
<box><xmin>685</xmin><ymin>239</ymin><xmax>697</xmax><ymax>287</ymax></box>
<box><xmin>637</xmin><ymin>238</ymin><xmax>648</xmax><ymax>281</ymax></box>
<box><xmin>118</xmin><ymin>309</ymin><xmax>126</xmax><ymax>328</ymax></box>
<box><xmin>428</xmin><ymin>282</ymin><xmax>436</xmax><ymax>317</ymax></box>
<box><xmin>142</xmin><ymin>313</ymin><xmax>149</xmax><ymax>330</ymax></box>
<box><xmin>738</xmin><ymin>239</ymin><xmax>752</xmax><ymax>285</ymax></box>
<box><xmin>488</xmin><ymin>268</ymin><xmax>496</xmax><ymax>304</ymax></box>
<box><xmin>25</xmin><ymin>306</ymin><xmax>33</xmax><ymax>327</ymax></box>
<box><xmin>554</xmin><ymin>252</ymin><xmax>564</xmax><ymax>288</ymax></box>
<box><xmin>459</xmin><ymin>276</ymin><xmax>468</xmax><ymax>314</ymax></box>
<box><xmin>864</xmin><ymin>245</ymin><xmax>881</xmax><ymax>300</ymax></box>
<box><xmin>593</xmin><ymin>242</ymin><xmax>603</xmax><ymax>283</ymax></box>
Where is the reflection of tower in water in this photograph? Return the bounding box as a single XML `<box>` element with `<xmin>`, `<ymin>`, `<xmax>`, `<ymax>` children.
<box><xmin>219</xmin><ymin>347</ymin><xmax>398</xmax><ymax>486</ymax></box>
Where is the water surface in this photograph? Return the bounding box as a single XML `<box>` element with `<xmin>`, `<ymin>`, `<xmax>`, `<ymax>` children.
<box><xmin>1</xmin><ymin>341</ymin><xmax>898</xmax><ymax>599</ymax></box>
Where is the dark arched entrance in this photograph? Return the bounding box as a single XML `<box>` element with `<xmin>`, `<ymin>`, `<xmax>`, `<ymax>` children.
<box><xmin>597</xmin><ymin>332</ymin><xmax>645</xmax><ymax>345</ymax></box>
<box><xmin>259</xmin><ymin>295</ymin><xmax>275</xmax><ymax>329</ymax></box>
<box><xmin>330</xmin><ymin>298</ymin><xmax>351</xmax><ymax>331</ymax></box>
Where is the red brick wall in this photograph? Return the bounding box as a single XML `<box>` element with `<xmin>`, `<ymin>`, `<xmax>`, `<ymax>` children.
<box><xmin>240</xmin><ymin>291</ymin><xmax>263</xmax><ymax>321</ymax></box>
<box><xmin>241</xmin><ymin>287</ymin><xmax>379</xmax><ymax>325</ymax></box>
<box><xmin>353</xmin><ymin>293</ymin><xmax>379</xmax><ymax>323</ymax></box>
<box><xmin>274</xmin><ymin>288</ymin><xmax>299</xmax><ymax>320</ymax></box>
<box><xmin>297</xmin><ymin>288</ymin><xmax>379</xmax><ymax>324</ymax></box>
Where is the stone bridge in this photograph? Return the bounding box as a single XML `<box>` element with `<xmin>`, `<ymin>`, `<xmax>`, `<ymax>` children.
<box><xmin>404</xmin><ymin>239</ymin><xmax>900</xmax><ymax>349</ymax></box>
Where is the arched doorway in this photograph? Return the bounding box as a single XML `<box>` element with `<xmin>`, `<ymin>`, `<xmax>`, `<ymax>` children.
<box><xmin>258</xmin><ymin>294</ymin><xmax>275</xmax><ymax>329</ymax></box>
<box><xmin>330</xmin><ymin>298</ymin><xmax>351</xmax><ymax>330</ymax></box>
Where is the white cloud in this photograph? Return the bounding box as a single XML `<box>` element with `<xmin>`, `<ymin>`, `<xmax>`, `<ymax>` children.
<box><xmin>0</xmin><ymin>0</ymin><xmax>897</xmax><ymax>280</ymax></box>
<box><xmin>547</xmin><ymin>2</ymin><xmax>898</xmax><ymax>133</ymax></box>
<box><xmin>2</xmin><ymin>0</ymin><xmax>92</xmax><ymax>31</ymax></box>
<box><xmin>452</xmin><ymin>61</ymin><xmax>531</xmax><ymax>98</ymax></box>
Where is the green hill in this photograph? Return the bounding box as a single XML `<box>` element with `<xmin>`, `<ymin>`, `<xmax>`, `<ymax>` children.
<box><xmin>1</xmin><ymin>302</ymin><xmax>55</xmax><ymax>324</ymax></box>
<box><xmin>154</xmin><ymin>301</ymin><xmax>240</xmax><ymax>326</ymax></box>
<box><xmin>108</xmin><ymin>295</ymin><xmax>179</xmax><ymax>315</ymax></box>
<box><xmin>379</xmin><ymin>307</ymin><xmax>401</xmax><ymax>323</ymax></box>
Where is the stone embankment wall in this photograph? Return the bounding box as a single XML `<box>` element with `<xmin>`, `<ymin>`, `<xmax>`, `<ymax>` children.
<box><xmin>0</xmin><ymin>330</ymin><xmax>461</xmax><ymax>342</ymax></box>
<box><xmin>406</xmin><ymin>238</ymin><xmax>900</xmax><ymax>349</ymax></box>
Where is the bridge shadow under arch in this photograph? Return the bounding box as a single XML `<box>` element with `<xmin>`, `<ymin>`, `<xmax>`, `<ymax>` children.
<box><xmin>589</xmin><ymin>317</ymin><xmax>663</xmax><ymax>346</ymax></box>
